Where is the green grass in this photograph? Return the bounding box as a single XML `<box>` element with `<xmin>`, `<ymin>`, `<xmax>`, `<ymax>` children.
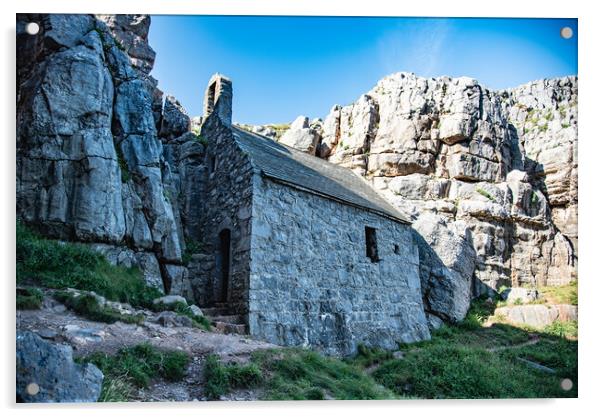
<box><xmin>83</xmin><ymin>343</ymin><xmax>190</xmax><ymax>402</ymax></box>
<box><xmin>531</xmin><ymin>191</ymin><xmax>540</xmax><ymax>206</ymax></box>
<box><xmin>251</xmin><ymin>348</ymin><xmax>396</xmax><ymax>400</ymax></box>
<box><xmin>115</xmin><ymin>146</ymin><xmax>131</xmax><ymax>183</ymax></box>
<box><xmin>346</xmin><ymin>344</ymin><xmax>393</xmax><ymax>369</ymax></box>
<box><xmin>16</xmin><ymin>287</ymin><xmax>43</xmax><ymax>310</ymax></box>
<box><xmin>152</xmin><ymin>300</ymin><xmax>211</xmax><ymax>330</ymax></box>
<box><xmin>53</xmin><ymin>290</ymin><xmax>144</xmax><ymax>325</ymax></box>
<box><xmin>476</xmin><ymin>188</ymin><xmax>495</xmax><ymax>201</ymax></box>
<box><xmin>204</xmin><ymin>354</ymin><xmax>263</xmax><ymax>400</ymax></box>
<box><xmin>370</xmin><ymin>294</ymin><xmax>578</xmax><ymax>399</ymax></box>
<box><xmin>16</xmin><ymin>221</ymin><xmax>162</xmax><ymax>309</ymax></box>
<box><xmin>538</xmin><ymin>282</ymin><xmax>578</xmax><ymax>305</ymax></box>
<box><xmin>182</xmin><ymin>239</ymin><xmax>203</xmax><ymax>266</ymax></box>
<box><xmin>543</xmin><ymin>320</ymin><xmax>578</xmax><ymax>339</ymax></box>
<box><xmin>194</xmin><ymin>134</ymin><xmax>208</xmax><ymax>146</ymax></box>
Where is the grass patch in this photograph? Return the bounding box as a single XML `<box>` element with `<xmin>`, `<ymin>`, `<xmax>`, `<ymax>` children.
<box><xmin>84</xmin><ymin>343</ymin><xmax>190</xmax><ymax>402</ymax></box>
<box><xmin>153</xmin><ymin>300</ymin><xmax>211</xmax><ymax>331</ymax></box>
<box><xmin>530</xmin><ymin>191</ymin><xmax>539</xmax><ymax>206</ymax></box>
<box><xmin>194</xmin><ymin>134</ymin><xmax>208</xmax><ymax>146</ymax></box>
<box><xmin>373</xmin><ymin>342</ymin><xmax>573</xmax><ymax>399</ymax></box>
<box><xmin>543</xmin><ymin>320</ymin><xmax>578</xmax><ymax>339</ymax></box>
<box><xmin>53</xmin><ymin>290</ymin><xmax>144</xmax><ymax>325</ymax></box>
<box><xmin>346</xmin><ymin>344</ymin><xmax>393</xmax><ymax>369</ymax></box>
<box><xmin>252</xmin><ymin>348</ymin><xmax>396</xmax><ymax>400</ymax></box>
<box><xmin>371</xmin><ymin>294</ymin><xmax>578</xmax><ymax>399</ymax></box>
<box><xmin>16</xmin><ymin>287</ymin><xmax>43</xmax><ymax>310</ymax></box>
<box><xmin>538</xmin><ymin>282</ymin><xmax>577</xmax><ymax>305</ymax></box>
<box><xmin>115</xmin><ymin>145</ymin><xmax>131</xmax><ymax>183</ymax></box>
<box><xmin>16</xmin><ymin>221</ymin><xmax>162</xmax><ymax>309</ymax></box>
<box><xmin>476</xmin><ymin>188</ymin><xmax>495</xmax><ymax>202</ymax></box>
<box><xmin>182</xmin><ymin>239</ymin><xmax>203</xmax><ymax>266</ymax></box>
<box><xmin>204</xmin><ymin>354</ymin><xmax>263</xmax><ymax>400</ymax></box>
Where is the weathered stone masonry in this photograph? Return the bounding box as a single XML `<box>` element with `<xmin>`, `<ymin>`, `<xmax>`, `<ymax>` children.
<box><xmin>248</xmin><ymin>178</ymin><xmax>430</xmax><ymax>355</ymax></box>
<box><xmin>196</xmin><ymin>79</ymin><xmax>254</xmax><ymax>314</ymax></box>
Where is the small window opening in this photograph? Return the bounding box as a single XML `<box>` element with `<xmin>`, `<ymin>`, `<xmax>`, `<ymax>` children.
<box><xmin>365</xmin><ymin>226</ymin><xmax>379</xmax><ymax>263</ymax></box>
<box><xmin>394</xmin><ymin>244</ymin><xmax>400</xmax><ymax>255</ymax></box>
<box><xmin>208</xmin><ymin>155</ymin><xmax>217</xmax><ymax>174</ymax></box>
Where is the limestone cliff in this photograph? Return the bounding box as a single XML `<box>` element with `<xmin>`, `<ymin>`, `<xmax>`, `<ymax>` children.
<box><xmin>16</xmin><ymin>14</ymin><xmax>204</xmax><ymax>298</ymax></box>
<box><xmin>257</xmin><ymin>73</ymin><xmax>577</xmax><ymax>294</ymax></box>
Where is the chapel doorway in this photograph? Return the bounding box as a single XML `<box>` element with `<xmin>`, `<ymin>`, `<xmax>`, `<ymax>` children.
<box><xmin>217</xmin><ymin>228</ymin><xmax>231</xmax><ymax>303</ymax></box>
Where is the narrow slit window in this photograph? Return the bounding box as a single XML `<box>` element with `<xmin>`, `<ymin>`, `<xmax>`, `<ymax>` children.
<box><xmin>208</xmin><ymin>155</ymin><xmax>217</xmax><ymax>174</ymax></box>
<box><xmin>394</xmin><ymin>244</ymin><xmax>400</xmax><ymax>255</ymax></box>
<box><xmin>365</xmin><ymin>226</ymin><xmax>379</xmax><ymax>262</ymax></box>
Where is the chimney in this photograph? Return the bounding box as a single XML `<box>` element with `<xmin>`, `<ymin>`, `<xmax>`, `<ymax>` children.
<box><xmin>203</xmin><ymin>73</ymin><xmax>232</xmax><ymax>126</ymax></box>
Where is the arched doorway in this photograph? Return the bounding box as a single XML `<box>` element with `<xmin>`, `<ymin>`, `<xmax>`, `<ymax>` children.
<box><xmin>216</xmin><ymin>228</ymin><xmax>231</xmax><ymax>303</ymax></box>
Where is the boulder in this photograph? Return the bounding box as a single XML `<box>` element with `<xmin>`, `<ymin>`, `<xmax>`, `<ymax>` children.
<box><xmin>189</xmin><ymin>304</ymin><xmax>205</xmax><ymax>318</ymax></box>
<box><xmin>279</xmin><ymin>116</ymin><xmax>321</xmax><ymax>154</ymax></box>
<box><xmin>494</xmin><ymin>304</ymin><xmax>577</xmax><ymax>329</ymax></box>
<box><xmin>154</xmin><ymin>311</ymin><xmax>193</xmax><ymax>328</ymax></box>
<box><xmin>153</xmin><ymin>294</ymin><xmax>187</xmax><ymax>307</ymax></box>
<box><xmin>17</xmin><ymin>331</ymin><xmax>103</xmax><ymax>403</ymax></box>
<box><xmin>500</xmin><ymin>287</ymin><xmax>539</xmax><ymax>304</ymax></box>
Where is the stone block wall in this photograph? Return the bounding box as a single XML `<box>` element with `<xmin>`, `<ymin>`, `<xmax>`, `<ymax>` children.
<box><xmin>196</xmin><ymin>114</ymin><xmax>254</xmax><ymax>313</ymax></box>
<box><xmin>248</xmin><ymin>178</ymin><xmax>431</xmax><ymax>356</ymax></box>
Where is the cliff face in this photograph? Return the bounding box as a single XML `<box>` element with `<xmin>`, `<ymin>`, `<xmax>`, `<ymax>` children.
<box><xmin>16</xmin><ymin>14</ymin><xmax>205</xmax><ymax>298</ymax></box>
<box><xmin>261</xmin><ymin>73</ymin><xmax>577</xmax><ymax>294</ymax></box>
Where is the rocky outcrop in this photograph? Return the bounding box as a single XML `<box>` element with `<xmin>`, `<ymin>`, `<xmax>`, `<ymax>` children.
<box><xmin>160</xmin><ymin>95</ymin><xmax>191</xmax><ymax>140</ymax></box>
<box><xmin>494</xmin><ymin>304</ymin><xmax>577</xmax><ymax>329</ymax></box>
<box><xmin>413</xmin><ymin>213</ymin><xmax>475</xmax><ymax>324</ymax></box>
<box><xmin>16</xmin><ymin>14</ymin><xmax>193</xmax><ymax>295</ymax></box>
<box><xmin>17</xmin><ymin>331</ymin><xmax>103</xmax><ymax>402</ymax></box>
<box><xmin>274</xmin><ymin>72</ymin><xmax>577</xmax><ymax>298</ymax></box>
<box><xmin>279</xmin><ymin>116</ymin><xmax>321</xmax><ymax>154</ymax></box>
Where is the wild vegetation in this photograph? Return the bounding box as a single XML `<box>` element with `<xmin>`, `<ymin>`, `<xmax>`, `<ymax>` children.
<box><xmin>16</xmin><ymin>287</ymin><xmax>43</xmax><ymax>310</ymax></box>
<box><xmin>82</xmin><ymin>344</ymin><xmax>190</xmax><ymax>402</ymax></box>
<box><xmin>53</xmin><ymin>290</ymin><xmax>144</xmax><ymax>325</ymax></box>
<box><xmin>16</xmin><ymin>222</ymin><xmax>162</xmax><ymax>309</ymax></box>
<box><xmin>201</xmin><ymin>295</ymin><xmax>577</xmax><ymax>400</ymax></box>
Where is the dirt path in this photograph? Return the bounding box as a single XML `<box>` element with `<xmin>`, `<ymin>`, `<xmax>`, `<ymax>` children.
<box><xmin>16</xmin><ymin>295</ymin><xmax>275</xmax><ymax>401</ymax></box>
<box><xmin>486</xmin><ymin>337</ymin><xmax>540</xmax><ymax>352</ymax></box>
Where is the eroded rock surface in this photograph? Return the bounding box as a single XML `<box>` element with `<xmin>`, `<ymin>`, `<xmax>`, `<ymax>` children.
<box><xmin>16</xmin><ymin>14</ymin><xmax>204</xmax><ymax>296</ymax></box>
<box><xmin>16</xmin><ymin>331</ymin><xmax>103</xmax><ymax>402</ymax></box>
<box><xmin>273</xmin><ymin>72</ymin><xmax>577</xmax><ymax>298</ymax></box>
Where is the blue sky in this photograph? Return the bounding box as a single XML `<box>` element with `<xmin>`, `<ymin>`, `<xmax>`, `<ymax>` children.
<box><xmin>149</xmin><ymin>16</ymin><xmax>577</xmax><ymax>125</ymax></box>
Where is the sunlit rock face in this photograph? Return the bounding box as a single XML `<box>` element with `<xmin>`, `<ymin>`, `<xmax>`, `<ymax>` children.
<box><xmin>276</xmin><ymin>72</ymin><xmax>577</xmax><ymax>294</ymax></box>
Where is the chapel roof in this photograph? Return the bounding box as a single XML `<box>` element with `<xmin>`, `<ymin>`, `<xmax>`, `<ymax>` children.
<box><xmin>231</xmin><ymin>126</ymin><xmax>411</xmax><ymax>225</ymax></box>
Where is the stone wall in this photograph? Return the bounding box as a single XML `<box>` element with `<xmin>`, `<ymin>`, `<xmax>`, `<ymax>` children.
<box><xmin>247</xmin><ymin>177</ymin><xmax>431</xmax><ymax>356</ymax></box>
<box><xmin>195</xmin><ymin>112</ymin><xmax>254</xmax><ymax>313</ymax></box>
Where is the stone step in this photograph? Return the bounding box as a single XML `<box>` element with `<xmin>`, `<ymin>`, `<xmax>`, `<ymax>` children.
<box><xmin>210</xmin><ymin>314</ymin><xmax>244</xmax><ymax>324</ymax></box>
<box><xmin>201</xmin><ymin>307</ymin><xmax>230</xmax><ymax>316</ymax></box>
<box><xmin>212</xmin><ymin>321</ymin><xmax>247</xmax><ymax>335</ymax></box>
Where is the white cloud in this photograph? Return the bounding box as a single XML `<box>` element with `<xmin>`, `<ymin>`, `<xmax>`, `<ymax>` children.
<box><xmin>377</xmin><ymin>18</ymin><xmax>451</xmax><ymax>77</ymax></box>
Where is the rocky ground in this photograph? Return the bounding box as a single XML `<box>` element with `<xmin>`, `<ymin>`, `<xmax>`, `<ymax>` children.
<box><xmin>17</xmin><ymin>286</ymin><xmax>578</xmax><ymax>401</ymax></box>
<box><xmin>17</xmin><ymin>291</ymin><xmax>274</xmax><ymax>402</ymax></box>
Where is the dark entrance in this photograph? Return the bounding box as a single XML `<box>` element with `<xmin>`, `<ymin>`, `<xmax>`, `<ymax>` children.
<box><xmin>217</xmin><ymin>229</ymin><xmax>231</xmax><ymax>303</ymax></box>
